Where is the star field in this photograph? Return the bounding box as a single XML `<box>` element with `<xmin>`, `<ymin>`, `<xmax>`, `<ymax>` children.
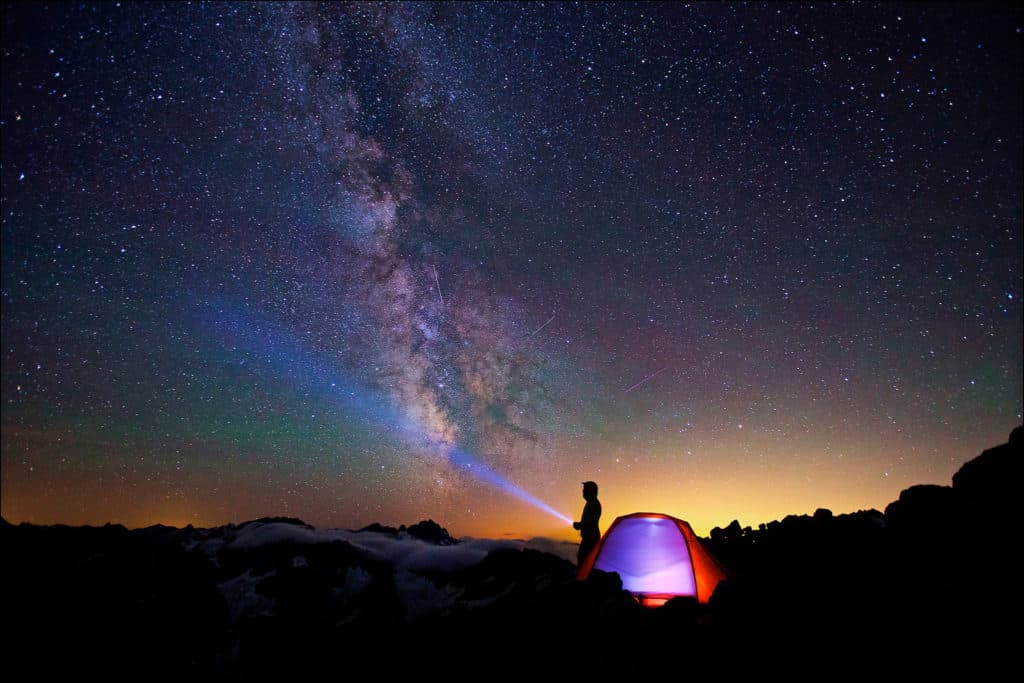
<box><xmin>2</xmin><ymin>2</ymin><xmax>1021</xmax><ymax>538</ymax></box>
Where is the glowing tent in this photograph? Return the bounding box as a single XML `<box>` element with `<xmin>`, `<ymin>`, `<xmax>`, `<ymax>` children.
<box><xmin>576</xmin><ymin>512</ymin><xmax>728</xmax><ymax>607</ymax></box>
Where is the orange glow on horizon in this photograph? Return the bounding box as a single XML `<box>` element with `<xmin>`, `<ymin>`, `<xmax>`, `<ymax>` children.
<box><xmin>3</xmin><ymin>424</ymin><xmax>1014</xmax><ymax>540</ymax></box>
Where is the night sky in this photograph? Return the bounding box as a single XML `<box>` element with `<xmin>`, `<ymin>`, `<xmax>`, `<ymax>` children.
<box><xmin>2</xmin><ymin>2</ymin><xmax>1021</xmax><ymax>540</ymax></box>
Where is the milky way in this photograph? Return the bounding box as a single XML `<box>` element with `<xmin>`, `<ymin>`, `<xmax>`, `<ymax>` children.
<box><xmin>2</xmin><ymin>2</ymin><xmax>1021</xmax><ymax>538</ymax></box>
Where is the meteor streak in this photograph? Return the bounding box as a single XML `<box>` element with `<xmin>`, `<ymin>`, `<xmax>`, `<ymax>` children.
<box><xmin>624</xmin><ymin>367</ymin><xmax>669</xmax><ymax>393</ymax></box>
<box><xmin>527</xmin><ymin>312</ymin><xmax>556</xmax><ymax>338</ymax></box>
<box><xmin>433</xmin><ymin>265</ymin><xmax>444</xmax><ymax>308</ymax></box>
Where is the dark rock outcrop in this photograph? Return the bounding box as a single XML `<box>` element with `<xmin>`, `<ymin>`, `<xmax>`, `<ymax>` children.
<box><xmin>952</xmin><ymin>424</ymin><xmax>1022</xmax><ymax>512</ymax></box>
<box><xmin>236</xmin><ymin>516</ymin><xmax>314</xmax><ymax>530</ymax></box>
<box><xmin>403</xmin><ymin>519</ymin><xmax>458</xmax><ymax>545</ymax></box>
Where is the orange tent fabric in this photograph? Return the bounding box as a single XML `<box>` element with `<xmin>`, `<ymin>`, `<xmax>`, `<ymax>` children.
<box><xmin>576</xmin><ymin>512</ymin><xmax>728</xmax><ymax>606</ymax></box>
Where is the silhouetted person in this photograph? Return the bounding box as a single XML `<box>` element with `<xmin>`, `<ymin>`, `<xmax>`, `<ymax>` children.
<box><xmin>573</xmin><ymin>480</ymin><xmax>602</xmax><ymax>566</ymax></box>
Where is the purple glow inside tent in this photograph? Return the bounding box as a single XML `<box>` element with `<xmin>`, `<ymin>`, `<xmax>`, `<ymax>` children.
<box><xmin>592</xmin><ymin>515</ymin><xmax>697</xmax><ymax>596</ymax></box>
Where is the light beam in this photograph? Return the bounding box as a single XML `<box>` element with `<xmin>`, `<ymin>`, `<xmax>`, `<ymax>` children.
<box><xmin>202</xmin><ymin>302</ymin><xmax>571</xmax><ymax>525</ymax></box>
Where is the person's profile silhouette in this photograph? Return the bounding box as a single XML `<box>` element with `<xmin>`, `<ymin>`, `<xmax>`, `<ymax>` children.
<box><xmin>572</xmin><ymin>480</ymin><xmax>602</xmax><ymax>566</ymax></box>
